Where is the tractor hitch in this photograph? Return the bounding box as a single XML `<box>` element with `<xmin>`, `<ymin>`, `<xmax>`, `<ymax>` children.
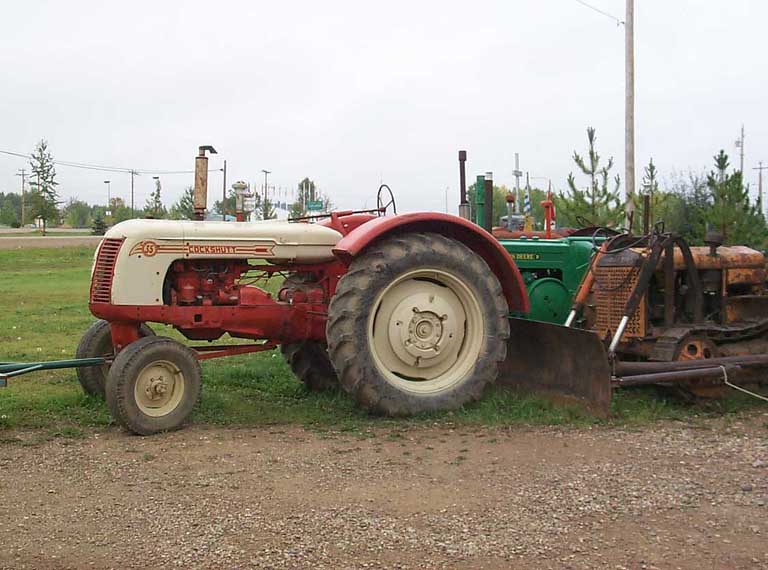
<box><xmin>0</xmin><ymin>357</ymin><xmax>107</xmax><ymax>386</ymax></box>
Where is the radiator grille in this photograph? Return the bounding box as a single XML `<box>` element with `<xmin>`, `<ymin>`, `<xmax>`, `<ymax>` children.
<box><xmin>90</xmin><ymin>238</ymin><xmax>123</xmax><ymax>303</ymax></box>
<box><xmin>594</xmin><ymin>264</ymin><xmax>646</xmax><ymax>340</ymax></box>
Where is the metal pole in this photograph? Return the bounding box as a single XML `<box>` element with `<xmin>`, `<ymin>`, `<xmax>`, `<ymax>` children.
<box><xmin>130</xmin><ymin>170</ymin><xmax>136</xmax><ymax>218</ymax></box>
<box><xmin>15</xmin><ymin>169</ymin><xmax>27</xmax><ymax>227</ymax></box>
<box><xmin>222</xmin><ymin>160</ymin><xmax>227</xmax><ymax>221</ymax></box>
<box><xmin>754</xmin><ymin>162</ymin><xmax>768</xmax><ymax>218</ymax></box>
<box><xmin>475</xmin><ymin>175</ymin><xmax>485</xmax><ymax>227</ymax></box>
<box><xmin>261</xmin><ymin>170</ymin><xmax>271</xmax><ymax>220</ymax></box>
<box><xmin>513</xmin><ymin>153</ymin><xmax>522</xmax><ymax>214</ymax></box>
<box><xmin>624</xmin><ymin>0</ymin><xmax>635</xmax><ymax>229</ymax></box>
<box><xmin>740</xmin><ymin>124</ymin><xmax>745</xmax><ymax>176</ymax></box>
<box><xmin>483</xmin><ymin>172</ymin><xmax>494</xmax><ymax>231</ymax></box>
<box><xmin>458</xmin><ymin>150</ymin><xmax>469</xmax><ymax>219</ymax></box>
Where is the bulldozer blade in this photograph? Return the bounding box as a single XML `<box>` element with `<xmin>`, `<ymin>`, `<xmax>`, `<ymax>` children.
<box><xmin>497</xmin><ymin>318</ymin><xmax>612</xmax><ymax>417</ymax></box>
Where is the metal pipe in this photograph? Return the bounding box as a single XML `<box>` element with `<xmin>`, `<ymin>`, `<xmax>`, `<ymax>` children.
<box><xmin>458</xmin><ymin>150</ymin><xmax>469</xmax><ymax>220</ymax></box>
<box><xmin>614</xmin><ymin>365</ymin><xmax>736</xmax><ymax>387</ymax></box>
<box><xmin>194</xmin><ymin>145</ymin><xmax>217</xmax><ymax>220</ymax></box>
<box><xmin>608</xmin><ymin>315</ymin><xmax>630</xmax><ymax>354</ymax></box>
<box><xmin>615</xmin><ymin>354</ymin><xmax>768</xmax><ymax>375</ymax></box>
<box><xmin>475</xmin><ymin>175</ymin><xmax>485</xmax><ymax>227</ymax></box>
<box><xmin>483</xmin><ymin>172</ymin><xmax>493</xmax><ymax>231</ymax></box>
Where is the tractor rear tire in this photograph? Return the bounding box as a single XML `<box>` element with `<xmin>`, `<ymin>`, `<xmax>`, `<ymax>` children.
<box><xmin>327</xmin><ymin>232</ymin><xmax>509</xmax><ymax>416</ymax></box>
<box><xmin>105</xmin><ymin>336</ymin><xmax>201</xmax><ymax>435</ymax></box>
<box><xmin>281</xmin><ymin>342</ymin><xmax>338</xmax><ymax>391</ymax></box>
<box><xmin>75</xmin><ymin>320</ymin><xmax>155</xmax><ymax>398</ymax></box>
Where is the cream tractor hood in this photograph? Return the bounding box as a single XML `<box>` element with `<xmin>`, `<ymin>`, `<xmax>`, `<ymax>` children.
<box><xmin>98</xmin><ymin>219</ymin><xmax>343</xmax><ymax>306</ymax></box>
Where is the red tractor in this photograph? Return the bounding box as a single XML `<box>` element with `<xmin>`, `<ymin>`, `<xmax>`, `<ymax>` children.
<box><xmin>75</xmin><ymin>152</ymin><xmax>529</xmax><ymax>434</ymax></box>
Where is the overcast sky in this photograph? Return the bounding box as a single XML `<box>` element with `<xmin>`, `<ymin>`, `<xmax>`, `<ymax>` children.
<box><xmin>1</xmin><ymin>0</ymin><xmax>765</xmax><ymax>214</ymax></box>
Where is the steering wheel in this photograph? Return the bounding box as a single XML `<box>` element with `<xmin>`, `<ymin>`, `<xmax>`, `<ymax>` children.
<box><xmin>377</xmin><ymin>184</ymin><xmax>397</xmax><ymax>216</ymax></box>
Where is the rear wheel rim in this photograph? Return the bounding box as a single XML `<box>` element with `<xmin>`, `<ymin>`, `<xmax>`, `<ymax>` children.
<box><xmin>134</xmin><ymin>360</ymin><xmax>186</xmax><ymax>417</ymax></box>
<box><xmin>367</xmin><ymin>268</ymin><xmax>484</xmax><ymax>394</ymax></box>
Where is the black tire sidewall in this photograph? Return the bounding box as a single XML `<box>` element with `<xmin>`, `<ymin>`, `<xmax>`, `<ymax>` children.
<box><xmin>328</xmin><ymin>234</ymin><xmax>508</xmax><ymax>415</ymax></box>
<box><xmin>106</xmin><ymin>336</ymin><xmax>201</xmax><ymax>435</ymax></box>
<box><xmin>76</xmin><ymin>320</ymin><xmax>155</xmax><ymax>397</ymax></box>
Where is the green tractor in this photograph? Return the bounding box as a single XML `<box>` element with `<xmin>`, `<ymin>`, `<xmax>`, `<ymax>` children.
<box><xmin>497</xmin><ymin>235</ymin><xmax>599</xmax><ymax>324</ymax></box>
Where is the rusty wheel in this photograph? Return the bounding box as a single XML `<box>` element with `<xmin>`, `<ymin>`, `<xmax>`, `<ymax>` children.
<box><xmin>674</xmin><ymin>336</ymin><xmax>727</xmax><ymax>399</ymax></box>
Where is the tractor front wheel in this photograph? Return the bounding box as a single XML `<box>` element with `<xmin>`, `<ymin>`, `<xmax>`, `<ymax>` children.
<box><xmin>75</xmin><ymin>320</ymin><xmax>155</xmax><ymax>398</ymax></box>
<box><xmin>105</xmin><ymin>336</ymin><xmax>201</xmax><ymax>435</ymax></box>
<box><xmin>327</xmin><ymin>232</ymin><xmax>509</xmax><ymax>416</ymax></box>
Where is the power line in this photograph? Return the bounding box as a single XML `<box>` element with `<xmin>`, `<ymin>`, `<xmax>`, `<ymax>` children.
<box><xmin>0</xmin><ymin>149</ymin><xmax>201</xmax><ymax>175</ymax></box>
<box><xmin>573</xmin><ymin>0</ymin><xmax>625</xmax><ymax>25</ymax></box>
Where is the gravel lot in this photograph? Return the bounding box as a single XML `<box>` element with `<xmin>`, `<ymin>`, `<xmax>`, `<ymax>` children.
<box><xmin>1</xmin><ymin>413</ymin><xmax>767</xmax><ymax>570</ymax></box>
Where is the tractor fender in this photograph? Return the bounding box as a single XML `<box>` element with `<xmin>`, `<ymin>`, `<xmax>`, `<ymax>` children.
<box><xmin>331</xmin><ymin>212</ymin><xmax>529</xmax><ymax>313</ymax></box>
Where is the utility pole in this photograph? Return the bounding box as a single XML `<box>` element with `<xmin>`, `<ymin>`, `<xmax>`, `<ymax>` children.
<box><xmin>221</xmin><ymin>160</ymin><xmax>227</xmax><ymax>220</ymax></box>
<box><xmin>15</xmin><ymin>168</ymin><xmax>28</xmax><ymax>227</ymax></box>
<box><xmin>130</xmin><ymin>170</ymin><xmax>138</xmax><ymax>218</ymax></box>
<box><xmin>261</xmin><ymin>169</ymin><xmax>271</xmax><ymax>220</ymax></box>
<box><xmin>512</xmin><ymin>153</ymin><xmax>522</xmax><ymax>214</ymax></box>
<box><xmin>735</xmin><ymin>124</ymin><xmax>746</xmax><ymax>177</ymax></box>
<box><xmin>624</xmin><ymin>0</ymin><xmax>636</xmax><ymax>229</ymax></box>
<box><xmin>754</xmin><ymin>162</ymin><xmax>768</xmax><ymax>217</ymax></box>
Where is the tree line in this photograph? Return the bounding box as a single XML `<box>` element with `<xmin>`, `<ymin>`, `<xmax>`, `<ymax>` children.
<box><xmin>556</xmin><ymin>127</ymin><xmax>767</xmax><ymax>248</ymax></box>
<box><xmin>0</xmin><ymin>140</ymin><xmax>332</xmax><ymax>233</ymax></box>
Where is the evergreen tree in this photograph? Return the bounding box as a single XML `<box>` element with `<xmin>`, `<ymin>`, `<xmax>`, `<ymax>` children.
<box><xmin>144</xmin><ymin>178</ymin><xmax>167</xmax><ymax>219</ymax></box>
<box><xmin>28</xmin><ymin>140</ymin><xmax>60</xmax><ymax>234</ymax></box>
<box><xmin>91</xmin><ymin>214</ymin><xmax>107</xmax><ymax>236</ymax></box>
<box><xmin>704</xmin><ymin>150</ymin><xmax>766</xmax><ymax>246</ymax></box>
<box><xmin>558</xmin><ymin>127</ymin><xmax>623</xmax><ymax>228</ymax></box>
<box><xmin>169</xmin><ymin>186</ymin><xmax>195</xmax><ymax>220</ymax></box>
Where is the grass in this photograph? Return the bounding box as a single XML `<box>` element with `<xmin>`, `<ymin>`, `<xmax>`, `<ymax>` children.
<box><xmin>0</xmin><ymin>246</ymin><xmax>764</xmax><ymax>435</ymax></box>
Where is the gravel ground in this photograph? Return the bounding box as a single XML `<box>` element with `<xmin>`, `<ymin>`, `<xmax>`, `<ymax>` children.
<box><xmin>1</xmin><ymin>413</ymin><xmax>767</xmax><ymax>570</ymax></box>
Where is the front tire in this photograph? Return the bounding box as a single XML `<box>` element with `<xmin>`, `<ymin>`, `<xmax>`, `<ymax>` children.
<box><xmin>105</xmin><ymin>336</ymin><xmax>202</xmax><ymax>435</ymax></box>
<box><xmin>327</xmin><ymin>232</ymin><xmax>509</xmax><ymax>416</ymax></box>
<box><xmin>75</xmin><ymin>320</ymin><xmax>155</xmax><ymax>398</ymax></box>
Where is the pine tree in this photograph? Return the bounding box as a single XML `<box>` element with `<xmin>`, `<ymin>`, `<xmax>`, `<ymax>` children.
<box><xmin>632</xmin><ymin>158</ymin><xmax>665</xmax><ymax>231</ymax></box>
<box><xmin>28</xmin><ymin>140</ymin><xmax>60</xmax><ymax>235</ymax></box>
<box><xmin>91</xmin><ymin>214</ymin><xmax>107</xmax><ymax>236</ymax></box>
<box><xmin>144</xmin><ymin>178</ymin><xmax>167</xmax><ymax>219</ymax></box>
<box><xmin>169</xmin><ymin>186</ymin><xmax>195</xmax><ymax>220</ymax></box>
<box><xmin>704</xmin><ymin>150</ymin><xmax>767</xmax><ymax>246</ymax></box>
<box><xmin>558</xmin><ymin>127</ymin><xmax>623</xmax><ymax>228</ymax></box>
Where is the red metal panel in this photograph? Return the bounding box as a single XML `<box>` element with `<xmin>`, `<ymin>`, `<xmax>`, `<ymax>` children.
<box><xmin>330</xmin><ymin>213</ymin><xmax>529</xmax><ymax>313</ymax></box>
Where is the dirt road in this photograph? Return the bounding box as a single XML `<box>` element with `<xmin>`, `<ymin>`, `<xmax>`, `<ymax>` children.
<box><xmin>1</xmin><ymin>414</ymin><xmax>767</xmax><ymax>570</ymax></box>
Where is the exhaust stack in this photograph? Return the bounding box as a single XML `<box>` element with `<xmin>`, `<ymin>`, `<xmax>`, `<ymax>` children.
<box><xmin>193</xmin><ymin>145</ymin><xmax>217</xmax><ymax>220</ymax></box>
<box><xmin>458</xmin><ymin>150</ymin><xmax>470</xmax><ymax>220</ymax></box>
